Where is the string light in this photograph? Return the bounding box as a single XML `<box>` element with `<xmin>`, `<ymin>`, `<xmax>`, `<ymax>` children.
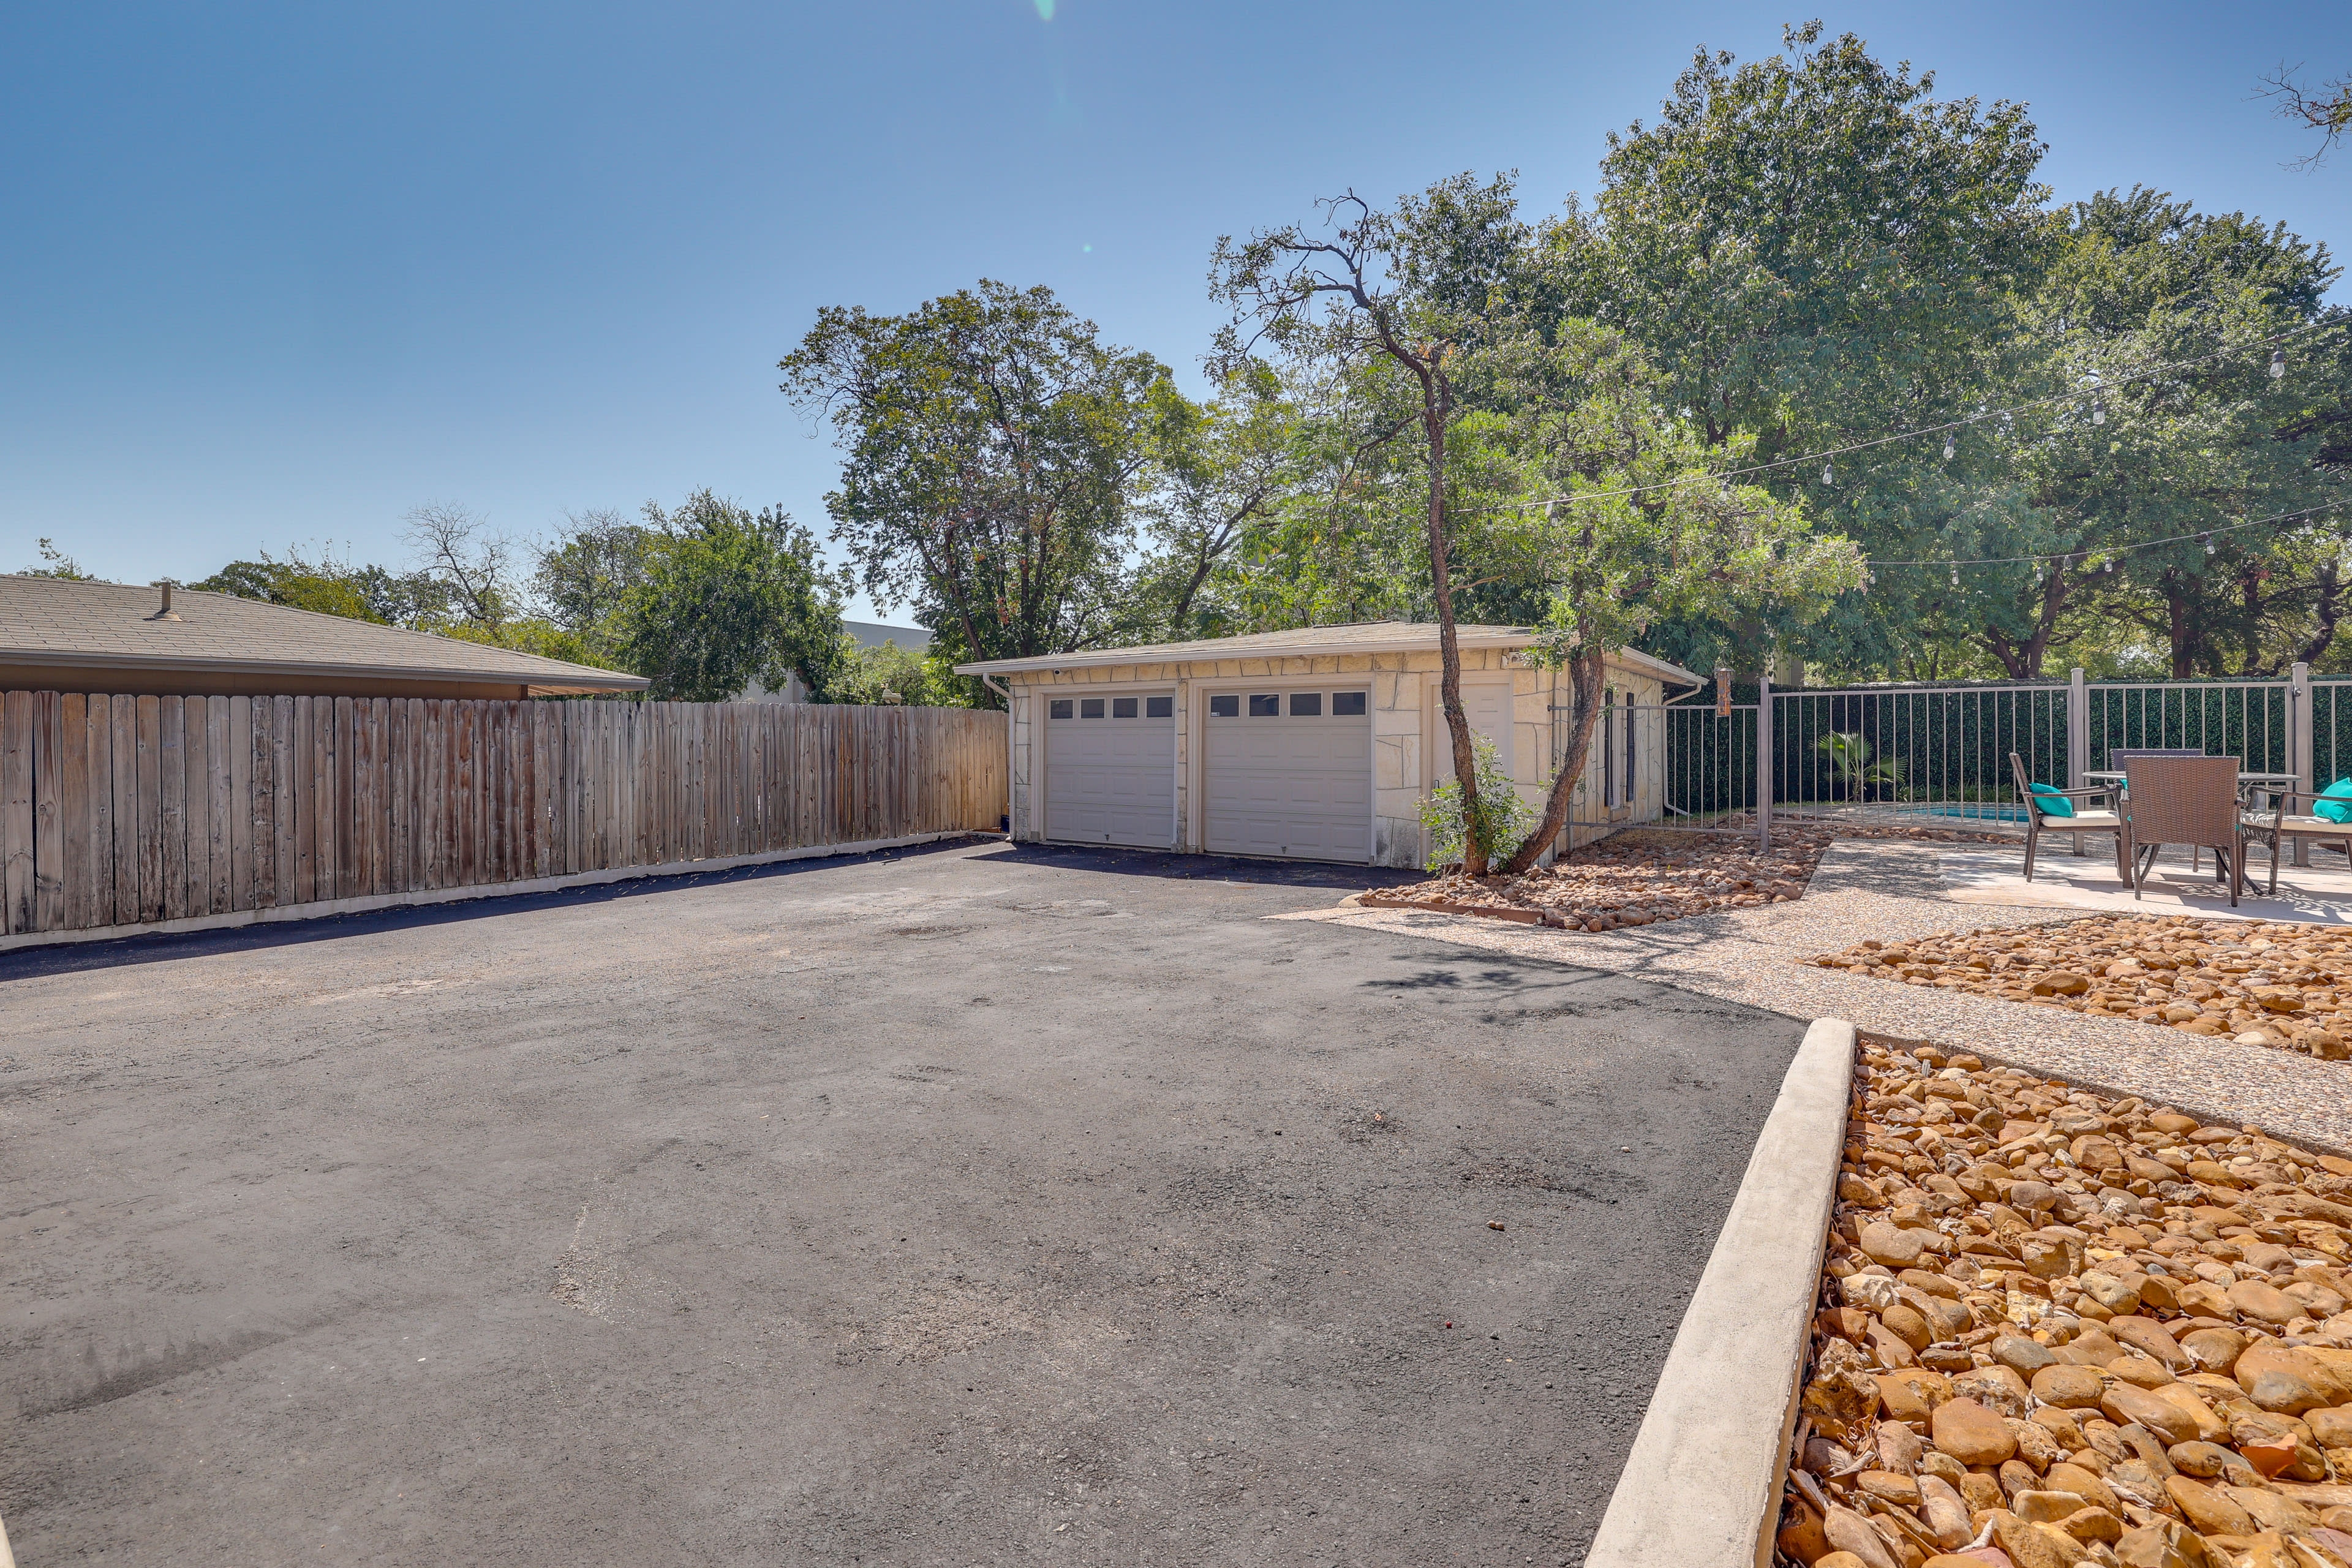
<box><xmin>1863</xmin><ymin>499</ymin><xmax>2347</xmax><ymax>570</ymax></box>
<box><xmin>1950</xmin><ymin>564</ymin><xmax>1961</xmax><ymax>589</ymax></box>
<box><xmin>2203</xmin><ymin>533</ymin><xmax>2216</xmax><ymax>556</ymax></box>
<box><xmin>2272</xmin><ymin>349</ymin><xmax>2287</xmax><ymax>380</ymax></box>
<box><xmin>1822</xmin><ymin>463</ymin><xmax>1834</xmax><ymax>486</ymax></box>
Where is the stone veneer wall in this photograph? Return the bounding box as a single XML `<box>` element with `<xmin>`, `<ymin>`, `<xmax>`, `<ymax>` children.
<box><xmin>1003</xmin><ymin>647</ymin><xmax>1668</xmax><ymax>870</ymax></box>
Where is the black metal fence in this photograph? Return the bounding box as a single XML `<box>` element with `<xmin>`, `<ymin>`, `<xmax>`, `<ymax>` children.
<box><xmin>1627</xmin><ymin>673</ymin><xmax>2334</xmax><ymax>844</ymax></box>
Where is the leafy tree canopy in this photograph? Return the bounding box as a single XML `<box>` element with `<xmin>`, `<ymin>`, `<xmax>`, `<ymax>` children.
<box><xmin>781</xmin><ymin>280</ymin><xmax>1180</xmax><ymax>697</ymax></box>
<box><xmin>619</xmin><ymin>490</ymin><xmax>849</xmax><ymax>703</ymax></box>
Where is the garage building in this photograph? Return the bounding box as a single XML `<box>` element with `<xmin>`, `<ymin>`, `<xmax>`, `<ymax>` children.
<box><xmin>957</xmin><ymin>622</ymin><xmax>1700</xmax><ymax>869</ymax></box>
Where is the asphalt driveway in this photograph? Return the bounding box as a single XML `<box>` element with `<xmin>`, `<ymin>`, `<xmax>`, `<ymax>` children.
<box><xmin>0</xmin><ymin>839</ymin><xmax>1806</xmax><ymax>1566</ymax></box>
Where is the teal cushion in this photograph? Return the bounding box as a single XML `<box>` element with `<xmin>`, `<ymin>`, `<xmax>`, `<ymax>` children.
<box><xmin>2315</xmin><ymin>778</ymin><xmax>2352</xmax><ymax>824</ymax></box>
<box><xmin>2027</xmin><ymin>782</ymin><xmax>2073</xmax><ymax>819</ymax></box>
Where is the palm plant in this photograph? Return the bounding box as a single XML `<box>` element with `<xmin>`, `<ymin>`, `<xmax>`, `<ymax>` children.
<box><xmin>1819</xmin><ymin>731</ymin><xmax>1907</xmax><ymax>802</ymax></box>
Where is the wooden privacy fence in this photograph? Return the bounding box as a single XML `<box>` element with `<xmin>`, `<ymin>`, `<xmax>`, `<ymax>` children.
<box><xmin>0</xmin><ymin>692</ymin><xmax>1007</xmax><ymax>939</ymax></box>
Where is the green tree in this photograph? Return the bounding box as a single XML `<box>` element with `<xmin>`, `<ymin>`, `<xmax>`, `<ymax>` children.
<box><xmin>620</xmin><ymin>490</ymin><xmax>848</xmax><ymax>702</ymax></box>
<box><xmin>347</xmin><ymin>564</ymin><xmax>457</xmax><ymax>629</ymax></box>
<box><xmin>1496</xmin><ymin>322</ymin><xmax>1865</xmax><ymax>872</ymax></box>
<box><xmin>1212</xmin><ymin>176</ymin><xmax>1532</xmax><ymax>872</ymax></box>
<box><xmin>534</xmin><ymin>507</ymin><xmax>654</xmax><ymax>648</ymax></box>
<box><xmin>1551</xmin><ymin>23</ymin><xmax>2049</xmax><ymax>447</ymax></box>
<box><xmin>1850</xmin><ymin>189</ymin><xmax>2352</xmax><ymax>679</ymax></box>
<box><xmin>195</xmin><ymin>549</ymin><xmax>384</xmax><ymax>621</ymax></box>
<box><xmin>830</xmin><ymin>638</ymin><xmax>959</xmax><ymax>706</ymax></box>
<box><xmin>1540</xmin><ymin>22</ymin><xmax>2052</xmax><ymax>677</ymax></box>
<box><xmin>780</xmin><ymin>281</ymin><xmax>1175</xmax><ymax>691</ymax></box>
<box><xmin>1129</xmin><ymin>363</ymin><xmax>1309</xmax><ymax>640</ymax></box>
<box><xmin>19</xmin><ymin>538</ymin><xmax>97</xmax><ymax>579</ymax></box>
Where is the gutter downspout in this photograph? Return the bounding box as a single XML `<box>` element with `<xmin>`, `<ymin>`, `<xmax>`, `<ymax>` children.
<box><xmin>980</xmin><ymin>673</ymin><xmax>1015</xmax><ymax>837</ymax></box>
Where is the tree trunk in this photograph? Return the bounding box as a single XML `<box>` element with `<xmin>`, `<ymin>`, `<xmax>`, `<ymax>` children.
<box><xmin>2164</xmin><ymin>575</ymin><xmax>2195</xmax><ymax>679</ymax></box>
<box><xmin>1980</xmin><ymin>569</ymin><xmax>2068</xmax><ymax>679</ymax></box>
<box><xmin>2294</xmin><ymin>565</ymin><xmax>2345</xmax><ymax>668</ymax></box>
<box><xmin>1500</xmin><ymin>647</ymin><xmax>1605</xmax><ymax>876</ymax></box>
<box><xmin>1420</xmin><ymin>383</ymin><xmax>1485</xmax><ymax>875</ymax></box>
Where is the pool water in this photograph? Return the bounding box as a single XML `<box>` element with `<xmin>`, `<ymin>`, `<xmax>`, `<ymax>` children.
<box><xmin>1896</xmin><ymin>802</ymin><xmax>2030</xmax><ymax>823</ymax></box>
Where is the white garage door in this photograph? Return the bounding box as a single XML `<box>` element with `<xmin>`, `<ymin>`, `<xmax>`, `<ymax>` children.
<box><xmin>1204</xmin><ymin>687</ymin><xmax>1372</xmax><ymax>862</ymax></box>
<box><xmin>1043</xmin><ymin>692</ymin><xmax>1175</xmax><ymax>848</ymax></box>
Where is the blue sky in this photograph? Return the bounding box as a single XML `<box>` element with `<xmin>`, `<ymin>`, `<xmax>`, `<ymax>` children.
<box><xmin>4</xmin><ymin>1</ymin><xmax>2348</xmax><ymax>626</ymax></box>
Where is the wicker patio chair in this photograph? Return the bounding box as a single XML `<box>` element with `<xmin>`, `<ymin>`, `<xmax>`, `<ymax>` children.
<box><xmin>2008</xmin><ymin>752</ymin><xmax>2120</xmax><ymax>881</ymax></box>
<box><xmin>2238</xmin><ymin>786</ymin><xmax>2352</xmax><ymax>896</ymax></box>
<box><xmin>2106</xmin><ymin>748</ymin><xmax>2211</xmax><ymax>870</ymax></box>
<box><xmin>2117</xmin><ymin>754</ymin><xmax>2247</xmax><ymax>907</ymax></box>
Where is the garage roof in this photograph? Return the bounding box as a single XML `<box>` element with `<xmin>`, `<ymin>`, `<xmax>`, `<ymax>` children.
<box><xmin>0</xmin><ymin>575</ymin><xmax>649</xmax><ymax>695</ymax></box>
<box><xmin>956</xmin><ymin>620</ymin><xmax>1702</xmax><ymax>685</ymax></box>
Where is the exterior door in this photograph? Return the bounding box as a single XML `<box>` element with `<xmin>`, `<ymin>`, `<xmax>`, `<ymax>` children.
<box><xmin>1043</xmin><ymin>692</ymin><xmax>1175</xmax><ymax>848</ymax></box>
<box><xmin>1203</xmin><ymin>687</ymin><xmax>1373</xmax><ymax>861</ymax></box>
<box><xmin>1434</xmin><ymin>679</ymin><xmax>1514</xmax><ymax>783</ymax></box>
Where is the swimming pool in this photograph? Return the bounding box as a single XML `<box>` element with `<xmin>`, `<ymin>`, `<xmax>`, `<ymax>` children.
<box><xmin>1895</xmin><ymin>802</ymin><xmax>2031</xmax><ymax>823</ymax></box>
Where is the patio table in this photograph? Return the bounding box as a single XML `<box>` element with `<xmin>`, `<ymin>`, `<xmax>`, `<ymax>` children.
<box><xmin>2079</xmin><ymin>768</ymin><xmax>2297</xmax><ymax>883</ymax></box>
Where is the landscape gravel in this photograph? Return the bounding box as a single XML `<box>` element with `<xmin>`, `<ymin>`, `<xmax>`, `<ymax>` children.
<box><xmin>1808</xmin><ymin>918</ymin><xmax>2352</xmax><ymax>1064</ymax></box>
<box><xmin>1377</xmin><ymin>824</ymin><xmax>2012</xmax><ymax>933</ymax></box>
<box><xmin>1779</xmin><ymin>1036</ymin><xmax>2352</xmax><ymax>1568</ymax></box>
<box><xmin>1284</xmin><ymin>842</ymin><xmax>2352</xmax><ymax>1155</ymax></box>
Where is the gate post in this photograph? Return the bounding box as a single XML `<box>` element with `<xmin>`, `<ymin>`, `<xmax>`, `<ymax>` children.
<box><xmin>1757</xmin><ymin>674</ymin><xmax>1773</xmax><ymax>854</ymax></box>
<box><xmin>2293</xmin><ymin>662</ymin><xmax>2314</xmax><ymax>868</ymax></box>
<box><xmin>2068</xmin><ymin>667</ymin><xmax>2089</xmax><ymax>857</ymax></box>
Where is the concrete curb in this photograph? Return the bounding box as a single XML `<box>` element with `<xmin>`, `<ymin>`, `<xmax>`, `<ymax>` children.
<box><xmin>0</xmin><ymin>830</ymin><xmax>986</xmax><ymax>952</ymax></box>
<box><xmin>1584</xmin><ymin>1017</ymin><xmax>1856</xmax><ymax>1568</ymax></box>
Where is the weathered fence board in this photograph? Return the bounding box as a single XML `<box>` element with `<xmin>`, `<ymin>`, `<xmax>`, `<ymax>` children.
<box><xmin>0</xmin><ymin>693</ymin><xmax>1006</xmax><ymax>939</ymax></box>
<box><xmin>2</xmin><ymin>691</ymin><xmax>31</xmax><ymax>933</ymax></box>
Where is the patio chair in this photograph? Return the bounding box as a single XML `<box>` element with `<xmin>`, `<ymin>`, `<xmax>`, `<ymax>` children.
<box><xmin>2239</xmin><ymin>786</ymin><xmax>2352</xmax><ymax>896</ymax></box>
<box><xmin>2008</xmin><ymin>752</ymin><xmax>2120</xmax><ymax>882</ymax></box>
<box><xmin>2117</xmin><ymin>754</ymin><xmax>2247</xmax><ymax>907</ymax></box>
<box><xmin>2106</xmin><ymin>749</ymin><xmax>2211</xmax><ymax>869</ymax></box>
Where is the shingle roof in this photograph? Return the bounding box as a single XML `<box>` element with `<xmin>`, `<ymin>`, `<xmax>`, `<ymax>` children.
<box><xmin>0</xmin><ymin>575</ymin><xmax>649</xmax><ymax>692</ymax></box>
<box><xmin>954</xmin><ymin>620</ymin><xmax>1702</xmax><ymax>684</ymax></box>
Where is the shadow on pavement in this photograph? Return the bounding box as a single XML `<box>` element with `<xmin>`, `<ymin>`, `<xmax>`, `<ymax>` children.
<box><xmin>963</xmin><ymin>840</ymin><xmax>1428</xmax><ymax>892</ymax></box>
<box><xmin>0</xmin><ymin>835</ymin><xmax>995</xmax><ymax>985</ymax></box>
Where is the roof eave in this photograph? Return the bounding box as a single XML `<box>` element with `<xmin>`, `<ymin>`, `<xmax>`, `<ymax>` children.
<box><xmin>0</xmin><ymin>647</ymin><xmax>650</xmax><ymax>691</ymax></box>
<box><xmin>954</xmin><ymin>631</ymin><xmax>1537</xmax><ymax>677</ymax></box>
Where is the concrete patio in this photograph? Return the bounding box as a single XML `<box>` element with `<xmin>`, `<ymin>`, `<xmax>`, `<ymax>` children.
<box><xmin>1941</xmin><ymin>836</ymin><xmax>2352</xmax><ymax>924</ymax></box>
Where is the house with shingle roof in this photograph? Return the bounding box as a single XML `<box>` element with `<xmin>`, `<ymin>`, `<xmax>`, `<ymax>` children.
<box><xmin>0</xmin><ymin>575</ymin><xmax>647</xmax><ymax>699</ymax></box>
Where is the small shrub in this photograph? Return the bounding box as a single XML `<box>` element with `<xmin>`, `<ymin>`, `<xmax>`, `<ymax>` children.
<box><xmin>1419</xmin><ymin>734</ymin><xmax>1536</xmax><ymax>872</ymax></box>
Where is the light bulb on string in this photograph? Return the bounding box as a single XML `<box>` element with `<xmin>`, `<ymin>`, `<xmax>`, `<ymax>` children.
<box><xmin>2092</xmin><ymin>396</ymin><xmax>2105</xmax><ymax>426</ymax></box>
<box><xmin>1942</xmin><ymin>433</ymin><xmax>1956</xmax><ymax>462</ymax></box>
<box><xmin>1822</xmin><ymin>463</ymin><xmax>1834</xmax><ymax>487</ymax></box>
<box><xmin>1950</xmin><ymin>564</ymin><xmax>1961</xmax><ymax>589</ymax></box>
<box><xmin>2271</xmin><ymin>349</ymin><xmax>2286</xmax><ymax>380</ymax></box>
<box><xmin>2203</xmin><ymin>533</ymin><xmax>2215</xmax><ymax>557</ymax></box>
<box><xmin>2033</xmin><ymin>561</ymin><xmax>2044</xmax><ymax>585</ymax></box>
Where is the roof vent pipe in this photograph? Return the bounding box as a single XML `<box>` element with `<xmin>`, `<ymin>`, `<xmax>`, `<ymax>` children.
<box><xmin>148</xmin><ymin>581</ymin><xmax>181</xmax><ymax>621</ymax></box>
